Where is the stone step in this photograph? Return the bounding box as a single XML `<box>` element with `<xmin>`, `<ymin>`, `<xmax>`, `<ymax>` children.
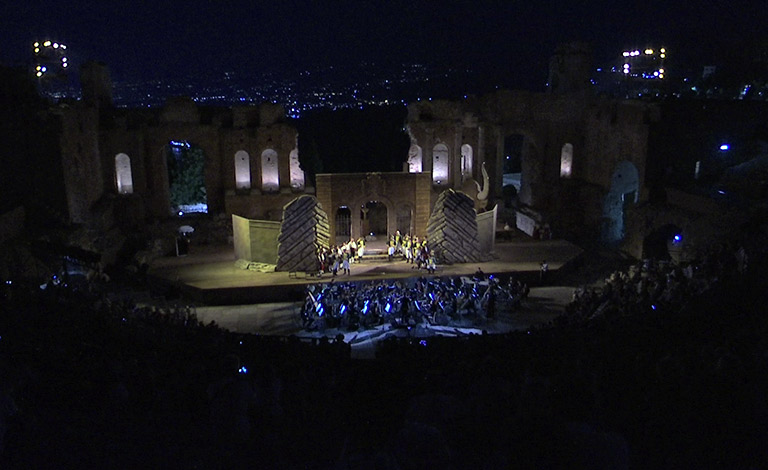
<box><xmin>357</xmin><ymin>254</ymin><xmax>392</xmax><ymax>263</ymax></box>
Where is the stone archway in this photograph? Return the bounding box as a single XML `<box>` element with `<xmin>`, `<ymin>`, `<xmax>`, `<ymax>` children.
<box><xmin>234</xmin><ymin>150</ymin><xmax>251</xmax><ymax>190</ymax></box>
<box><xmin>353</xmin><ymin>194</ymin><xmax>397</xmax><ymax>242</ymax></box>
<box><xmin>289</xmin><ymin>148</ymin><xmax>304</xmax><ymax>191</ymax></box>
<box><xmin>407</xmin><ymin>144</ymin><xmax>423</xmax><ymax>173</ymax></box>
<box><xmin>461</xmin><ymin>144</ymin><xmax>473</xmax><ymax>181</ymax></box>
<box><xmin>560</xmin><ymin>143</ymin><xmax>573</xmax><ymax>178</ymax></box>
<box><xmin>432</xmin><ymin>143</ymin><xmax>449</xmax><ymax>186</ymax></box>
<box><xmin>361</xmin><ymin>201</ymin><xmax>388</xmax><ymax>237</ymax></box>
<box><xmin>115</xmin><ymin>153</ymin><xmax>133</xmax><ymax>194</ymax></box>
<box><xmin>260</xmin><ymin>149</ymin><xmax>279</xmax><ymax>192</ymax></box>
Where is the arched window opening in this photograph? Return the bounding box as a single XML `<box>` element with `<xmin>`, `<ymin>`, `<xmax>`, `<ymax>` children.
<box><xmin>289</xmin><ymin>148</ymin><xmax>304</xmax><ymax>191</ymax></box>
<box><xmin>115</xmin><ymin>153</ymin><xmax>133</xmax><ymax>194</ymax></box>
<box><xmin>461</xmin><ymin>144</ymin><xmax>473</xmax><ymax>180</ymax></box>
<box><xmin>560</xmin><ymin>143</ymin><xmax>573</xmax><ymax>178</ymax></box>
<box><xmin>432</xmin><ymin>143</ymin><xmax>449</xmax><ymax>185</ymax></box>
<box><xmin>261</xmin><ymin>149</ymin><xmax>279</xmax><ymax>192</ymax></box>
<box><xmin>234</xmin><ymin>150</ymin><xmax>251</xmax><ymax>189</ymax></box>
<box><xmin>407</xmin><ymin>144</ymin><xmax>423</xmax><ymax>173</ymax></box>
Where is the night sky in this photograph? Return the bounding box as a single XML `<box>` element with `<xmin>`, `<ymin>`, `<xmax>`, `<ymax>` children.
<box><xmin>1</xmin><ymin>0</ymin><xmax>765</xmax><ymax>88</ymax></box>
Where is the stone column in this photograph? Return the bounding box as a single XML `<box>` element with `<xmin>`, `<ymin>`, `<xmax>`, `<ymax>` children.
<box><xmin>351</xmin><ymin>203</ymin><xmax>361</xmax><ymax>240</ymax></box>
<box><xmin>387</xmin><ymin>203</ymin><xmax>397</xmax><ymax>238</ymax></box>
<box><xmin>453</xmin><ymin>126</ymin><xmax>462</xmax><ymax>188</ymax></box>
<box><xmin>477</xmin><ymin>125</ymin><xmax>485</xmax><ymax>183</ymax></box>
<box><xmin>424</xmin><ymin>128</ymin><xmax>434</xmax><ymax>175</ymax></box>
<box><xmin>494</xmin><ymin>126</ymin><xmax>504</xmax><ymax>201</ymax></box>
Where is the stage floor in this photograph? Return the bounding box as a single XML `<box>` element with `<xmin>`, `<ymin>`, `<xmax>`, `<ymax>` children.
<box><xmin>146</xmin><ymin>238</ymin><xmax>583</xmax><ymax>357</ymax></box>
<box><xmin>148</xmin><ymin>238</ymin><xmax>582</xmax><ymax>300</ymax></box>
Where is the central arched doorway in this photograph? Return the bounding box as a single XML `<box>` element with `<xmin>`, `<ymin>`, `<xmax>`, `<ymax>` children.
<box><xmin>361</xmin><ymin>201</ymin><xmax>388</xmax><ymax>237</ymax></box>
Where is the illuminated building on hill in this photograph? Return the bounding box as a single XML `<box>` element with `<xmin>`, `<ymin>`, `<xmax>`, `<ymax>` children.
<box><xmin>594</xmin><ymin>46</ymin><xmax>669</xmax><ymax>98</ymax></box>
<box><xmin>32</xmin><ymin>39</ymin><xmax>72</xmax><ymax>98</ymax></box>
<box><xmin>616</xmin><ymin>47</ymin><xmax>667</xmax><ymax>80</ymax></box>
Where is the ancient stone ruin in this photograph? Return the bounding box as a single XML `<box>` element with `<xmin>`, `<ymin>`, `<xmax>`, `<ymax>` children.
<box><xmin>426</xmin><ymin>189</ymin><xmax>481</xmax><ymax>264</ymax></box>
<box><xmin>275</xmin><ymin>196</ymin><xmax>330</xmax><ymax>272</ymax></box>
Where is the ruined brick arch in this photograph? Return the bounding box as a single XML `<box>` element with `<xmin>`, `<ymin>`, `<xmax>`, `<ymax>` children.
<box><xmin>560</xmin><ymin>143</ymin><xmax>574</xmax><ymax>178</ymax></box>
<box><xmin>407</xmin><ymin>144</ymin><xmax>423</xmax><ymax>173</ymax></box>
<box><xmin>289</xmin><ymin>148</ymin><xmax>304</xmax><ymax>191</ymax></box>
<box><xmin>501</xmin><ymin>127</ymin><xmax>541</xmax><ymax>154</ymax></box>
<box><xmin>260</xmin><ymin>148</ymin><xmax>279</xmax><ymax>193</ymax></box>
<box><xmin>234</xmin><ymin>150</ymin><xmax>251</xmax><ymax>190</ymax></box>
<box><xmin>114</xmin><ymin>153</ymin><xmax>133</xmax><ymax>194</ymax></box>
<box><xmin>432</xmin><ymin>142</ymin><xmax>449</xmax><ymax>186</ymax></box>
<box><xmin>461</xmin><ymin>144</ymin><xmax>473</xmax><ymax>181</ymax></box>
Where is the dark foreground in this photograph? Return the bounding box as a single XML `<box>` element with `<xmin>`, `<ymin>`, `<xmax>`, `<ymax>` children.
<box><xmin>1</xmin><ymin>246</ymin><xmax>767</xmax><ymax>469</ymax></box>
